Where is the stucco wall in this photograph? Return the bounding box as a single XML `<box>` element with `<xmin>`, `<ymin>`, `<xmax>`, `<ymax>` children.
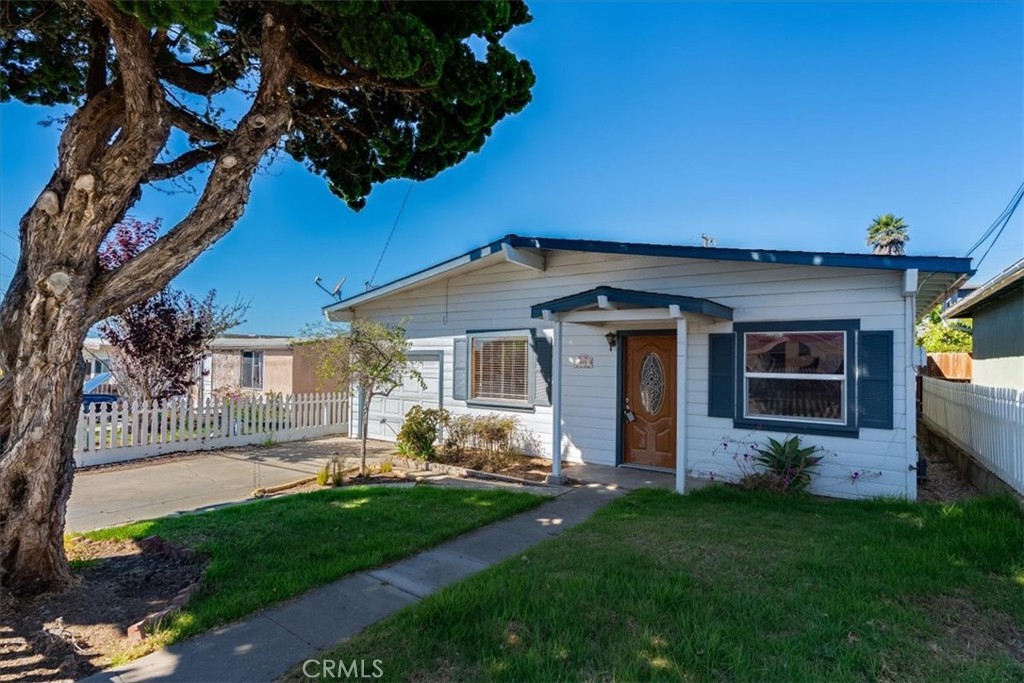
<box><xmin>209</xmin><ymin>349</ymin><xmax>293</xmax><ymax>396</ymax></box>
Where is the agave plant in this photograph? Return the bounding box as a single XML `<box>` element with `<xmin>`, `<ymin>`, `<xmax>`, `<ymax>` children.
<box><xmin>752</xmin><ymin>436</ymin><xmax>824</xmax><ymax>493</ymax></box>
<box><xmin>866</xmin><ymin>213</ymin><xmax>910</xmax><ymax>255</ymax></box>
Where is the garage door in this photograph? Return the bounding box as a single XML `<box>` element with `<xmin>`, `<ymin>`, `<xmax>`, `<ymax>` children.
<box><xmin>364</xmin><ymin>351</ymin><xmax>442</xmax><ymax>442</ymax></box>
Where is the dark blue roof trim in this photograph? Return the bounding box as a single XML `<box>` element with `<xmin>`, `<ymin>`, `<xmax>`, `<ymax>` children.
<box><xmin>325</xmin><ymin>234</ymin><xmax>972</xmax><ymax>314</ymax></box>
<box><xmin>508</xmin><ymin>235</ymin><xmax>972</xmax><ymax>274</ymax></box>
<box><xmin>530</xmin><ymin>286</ymin><xmax>734</xmax><ymax>320</ymax></box>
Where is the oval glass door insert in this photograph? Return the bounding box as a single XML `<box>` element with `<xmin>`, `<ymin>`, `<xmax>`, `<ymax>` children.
<box><xmin>639</xmin><ymin>352</ymin><xmax>665</xmax><ymax>414</ymax></box>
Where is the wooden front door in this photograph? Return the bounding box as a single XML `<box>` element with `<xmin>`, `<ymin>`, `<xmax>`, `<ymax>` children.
<box><xmin>622</xmin><ymin>334</ymin><xmax>676</xmax><ymax>469</ymax></box>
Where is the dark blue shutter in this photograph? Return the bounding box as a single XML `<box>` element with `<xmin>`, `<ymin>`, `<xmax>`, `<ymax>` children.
<box><xmin>452</xmin><ymin>337</ymin><xmax>468</xmax><ymax>401</ymax></box>
<box><xmin>533</xmin><ymin>331</ymin><xmax>552</xmax><ymax>406</ymax></box>
<box><xmin>857</xmin><ymin>330</ymin><xmax>894</xmax><ymax>429</ymax></box>
<box><xmin>708</xmin><ymin>333</ymin><xmax>735</xmax><ymax>418</ymax></box>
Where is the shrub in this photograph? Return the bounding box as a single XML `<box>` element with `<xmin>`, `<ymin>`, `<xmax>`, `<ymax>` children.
<box><xmin>379</xmin><ymin>457</ymin><xmax>394</xmax><ymax>475</ymax></box>
<box><xmin>397</xmin><ymin>406</ymin><xmax>449</xmax><ymax>460</ymax></box>
<box><xmin>748</xmin><ymin>435</ymin><xmax>824</xmax><ymax>493</ymax></box>
<box><xmin>443</xmin><ymin>414</ymin><xmax>477</xmax><ymax>455</ymax></box>
<box><xmin>317</xmin><ymin>456</ymin><xmax>348</xmax><ymax>487</ymax></box>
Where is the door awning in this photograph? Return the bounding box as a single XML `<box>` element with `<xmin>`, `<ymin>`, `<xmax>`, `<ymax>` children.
<box><xmin>530</xmin><ymin>286</ymin><xmax>733</xmax><ymax>321</ymax></box>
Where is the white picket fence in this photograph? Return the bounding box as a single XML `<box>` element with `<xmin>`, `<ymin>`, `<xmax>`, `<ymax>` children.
<box><xmin>74</xmin><ymin>392</ymin><xmax>349</xmax><ymax>467</ymax></box>
<box><xmin>920</xmin><ymin>377</ymin><xmax>1024</xmax><ymax>495</ymax></box>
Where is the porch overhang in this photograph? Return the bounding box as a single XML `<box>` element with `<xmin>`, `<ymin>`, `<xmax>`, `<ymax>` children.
<box><xmin>530</xmin><ymin>286</ymin><xmax>733</xmax><ymax>323</ymax></box>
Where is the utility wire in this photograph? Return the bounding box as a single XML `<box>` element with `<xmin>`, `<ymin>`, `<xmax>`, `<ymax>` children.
<box><xmin>964</xmin><ymin>181</ymin><xmax>1024</xmax><ymax>257</ymax></box>
<box><xmin>974</xmin><ymin>185</ymin><xmax>1023</xmax><ymax>271</ymax></box>
<box><xmin>368</xmin><ymin>182</ymin><xmax>414</xmax><ymax>286</ymax></box>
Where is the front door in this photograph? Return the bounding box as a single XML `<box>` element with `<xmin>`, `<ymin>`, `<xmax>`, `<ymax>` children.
<box><xmin>622</xmin><ymin>334</ymin><xmax>676</xmax><ymax>469</ymax></box>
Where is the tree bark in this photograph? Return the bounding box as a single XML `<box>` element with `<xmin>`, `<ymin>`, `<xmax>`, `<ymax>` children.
<box><xmin>0</xmin><ymin>6</ymin><xmax>294</xmax><ymax>594</ymax></box>
<box><xmin>360</xmin><ymin>394</ymin><xmax>371</xmax><ymax>476</ymax></box>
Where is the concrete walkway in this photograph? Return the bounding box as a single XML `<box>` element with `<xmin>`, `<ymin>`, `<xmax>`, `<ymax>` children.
<box><xmin>79</xmin><ymin>484</ymin><xmax>622</xmax><ymax>683</ymax></box>
<box><xmin>67</xmin><ymin>437</ymin><xmax>395</xmax><ymax>531</ymax></box>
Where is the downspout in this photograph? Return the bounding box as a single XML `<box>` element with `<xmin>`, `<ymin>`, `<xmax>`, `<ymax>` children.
<box><xmin>903</xmin><ymin>269</ymin><xmax>919</xmax><ymax>500</ymax></box>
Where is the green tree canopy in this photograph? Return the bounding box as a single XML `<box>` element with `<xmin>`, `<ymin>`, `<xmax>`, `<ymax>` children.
<box><xmin>917</xmin><ymin>306</ymin><xmax>973</xmax><ymax>353</ymax></box>
<box><xmin>865</xmin><ymin>213</ymin><xmax>910</xmax><ymax>256</ymax></box>
<box><xmin>0</xmin><ymin>0</ymin><xmax>534</xmax><ymax>593</ymax></box>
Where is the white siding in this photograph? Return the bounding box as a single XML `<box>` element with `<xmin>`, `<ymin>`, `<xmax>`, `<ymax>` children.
<box><xmin>353</xmin><ymin>250</ymin><xmax>913</xmax><ymax>499</ymax></box>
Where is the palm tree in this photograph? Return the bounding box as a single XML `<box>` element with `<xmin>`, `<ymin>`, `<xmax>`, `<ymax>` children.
<box><xmin>866</xmin><ymin>213</ymin><xmax>910</xmax><ymax>255</ymax></box>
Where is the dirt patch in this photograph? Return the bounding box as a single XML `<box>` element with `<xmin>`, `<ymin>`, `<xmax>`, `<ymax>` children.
<box><xmin>917</xmin><ymin>451</ymin><xmax>981</xmax><ymax>503</ymax></box>
<box><xmin>916</xmin><ymin>595</ymin><xmax>1024</xmax><ymax>665</ymax></box>
<box><xmin>0</xmin><ymin>538</ymin><xmax>205</xmax><ymax>683</ymax></box>
<box><xmin>425</xmin><ymin>452</ymin><xmax>552</xmax><ymax>483</ymax></box>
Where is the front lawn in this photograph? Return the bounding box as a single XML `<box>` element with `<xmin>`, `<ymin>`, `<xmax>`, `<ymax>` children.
<box><xmin>78</xmin><ymin>485</ymin><xmax>543</xmax><ymax>655</ymax></box>
<box><xmin>296</xmin><ymin>487</ymin><xmax>1024</xmax><ymax>682</ymax></box>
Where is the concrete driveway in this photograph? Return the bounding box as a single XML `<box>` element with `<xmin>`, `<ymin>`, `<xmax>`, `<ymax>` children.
<box><xmin>66</xmin><ymin>436</ymin><xmax>396</xmax><ymax>532</ymax></box>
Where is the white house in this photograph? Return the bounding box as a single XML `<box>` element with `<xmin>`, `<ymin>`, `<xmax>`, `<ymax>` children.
<box><xmin>324</xmin><ymin>235</ymin><xmax>971</xmax><ymax>500</ymax></box>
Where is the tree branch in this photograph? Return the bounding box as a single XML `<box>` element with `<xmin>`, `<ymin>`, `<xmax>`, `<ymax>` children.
<box><xmin>292</xmin><ymin>56</ymin><xmax>429</xmax><ymax>94</ymax></box>
<box><xmin>167</xmin><ymin>104</ymin><xmax>227</xmax><ymax>142</ymax></box>
<box><xmin>146</xmin><ymin>145</ymin><xmax>222</xmax><ymax>182</ymax></box>
<box><xmin>85</xmin><ymin>18</ymin><xmax>109</xmax><ymax>99</ymax></box>
<box><xmin>87</xmin><ymin>12</ymin><xmax>295</xmax><ymax>321</ymax></box>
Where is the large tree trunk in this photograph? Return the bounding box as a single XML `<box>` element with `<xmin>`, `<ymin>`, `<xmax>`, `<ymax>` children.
<box><xmin>0</xmin><ymin>286</ymin><xmax>90</xmax><ymax>592</ymax></box>
<box><xmin>0</xmin><ymin>2</ymin><xmax>292</xmax><ymax>594</ymax></box>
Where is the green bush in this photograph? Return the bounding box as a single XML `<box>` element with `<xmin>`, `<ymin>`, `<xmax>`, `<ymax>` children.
<box><xmin>745</xmin><ymin>435</ymin><xmax>823</xmax><ymax>493</ymax></box>
<box><xmin>397</xmin><ymin>406</ymin><xmax>449</xmax><ymax>460</ymax></box>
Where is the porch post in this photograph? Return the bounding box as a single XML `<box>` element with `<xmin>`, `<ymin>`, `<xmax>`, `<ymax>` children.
<box><xmin>675</xmin><ymin>316</ymin><xmax>688</xmax><ymax>494</ymax></box>
<box><xmin>547</xmin><ymin>317</ymin><xmax>566</xmax><ymax>484</ymax></box>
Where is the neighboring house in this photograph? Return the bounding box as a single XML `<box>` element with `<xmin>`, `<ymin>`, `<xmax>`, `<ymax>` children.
<box><xmin>943</xmin><ymin>257</ymin><xmax>1024</xmax><ymax>390</ymax></box>
<box><xmin>324</xmin><ymin>234</ymin><xmax>970</xmax><ymax>500</ymax></box>
<box><xmin>82</xmin><ymin>334</ymin><xmax>336</xmax><ymax>400</ymax></box>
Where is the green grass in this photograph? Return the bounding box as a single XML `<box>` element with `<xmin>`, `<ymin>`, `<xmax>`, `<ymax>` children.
<box><xmin>293</xmin><ymin>487</ymin><xmax>1024</xmax><ymax>682</ymax></box>
<box><xmin>77</xmin><ymin>485</ymin><xmax>543</xmax><ymax>654</ymax></box>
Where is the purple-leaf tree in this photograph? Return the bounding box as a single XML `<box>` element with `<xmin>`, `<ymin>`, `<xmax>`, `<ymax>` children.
<box><xmin>98</xmin><ymin>219</ymin><xmax>247</xmax><ymax>403</ymax></box>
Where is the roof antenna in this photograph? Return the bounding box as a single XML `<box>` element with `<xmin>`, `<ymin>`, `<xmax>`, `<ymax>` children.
<box><xmin>701</xmin><ymin>233</ymin><xmax>717</xmax><ymax>248</ymax></box>
<box><xmin>313</xmin><ymin>275</ymin><xmax>345</xmax><ymax>301</ymax></box>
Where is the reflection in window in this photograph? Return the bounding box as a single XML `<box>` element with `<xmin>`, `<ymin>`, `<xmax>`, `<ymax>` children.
<box><xmin>744</xmin><ymin>332</ymin><xmax>846</xmax><ymax>424</ymax></box>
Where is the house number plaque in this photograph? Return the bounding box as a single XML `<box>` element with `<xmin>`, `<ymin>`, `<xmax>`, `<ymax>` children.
<box><xmin>570</xmin><ymin>355</ymin><xmax>594</xmax><ymax>369</ymax></box>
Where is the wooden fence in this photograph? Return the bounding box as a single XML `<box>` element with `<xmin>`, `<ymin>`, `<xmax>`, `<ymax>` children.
<box><xmin>920</xmin><ymin>377</ymin><xmax>1024</xmax><ymax>495</ymax></box>
<box><xmin>74</xmin><ymin>392</ymin><xmax>349</xmax><ymax>467</ymax></box>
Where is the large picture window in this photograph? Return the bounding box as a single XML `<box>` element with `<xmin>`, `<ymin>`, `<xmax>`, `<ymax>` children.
<box><xmin>240</xmin><ymin>350</ymin><xmax>264</xmax><ymax>389</ymax></box>
<box><xmin>743</xmin><ymin>331</ymin><xmax>846</xmax><ymax>424</ymax></box>
<box><xmin>470</xmin><ymin>334</ymin><xmax>530</xmax><ymax>405</ymax></box>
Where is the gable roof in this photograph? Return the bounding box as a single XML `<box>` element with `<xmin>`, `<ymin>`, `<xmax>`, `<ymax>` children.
<box><xmin>943</xmin><ymin>257</ymin><xmax>1024</xmax><ymax>319</ymax></box>
<box><xmin>530</xmin><ymin>286</ymin><xmax>733</xmax><ymax>320</ymax></box>
<box><xmin>324</xmin><ymin>234</ymin><xmax>972</xmax><ymax>321</ymax></box>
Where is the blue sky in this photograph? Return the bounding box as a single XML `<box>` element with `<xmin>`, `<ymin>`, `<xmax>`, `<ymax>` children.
<box><xmin>1</xmin><ymin>1</ymin><xmax>1021</xmax><ymax>335</ymax></box>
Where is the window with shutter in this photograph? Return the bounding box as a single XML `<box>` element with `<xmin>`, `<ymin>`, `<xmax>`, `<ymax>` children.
<box><xmin>471</xmin><ymin>336</ymin><xmax>530</xmax><ymax>404</ymax></box>
<box><xmin>732</xmin><ymin>320</ymin><xmax>860</xmax><ymax>437</ymax></box>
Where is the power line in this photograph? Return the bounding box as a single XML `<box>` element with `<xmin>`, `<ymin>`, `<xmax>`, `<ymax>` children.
<box><xmin>368</xmin><ymin>182</ymin><xmax>414</xmax><ymax>286</ymax></box>
<box><xmin>964</xmin><ymin>181</ymin><xmax>1024</xmax><ymax>257</ymax></box>
<box><xmin>974</xmin><ymin>187</ymin><xmax>1023</xmax><ymax>271</ymax></box>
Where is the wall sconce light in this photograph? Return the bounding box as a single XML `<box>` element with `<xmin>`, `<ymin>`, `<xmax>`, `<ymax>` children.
<box><xmin>605</xmin><ymin>332</ymin><xmax>617</xmax><ymax>352</ymax></box>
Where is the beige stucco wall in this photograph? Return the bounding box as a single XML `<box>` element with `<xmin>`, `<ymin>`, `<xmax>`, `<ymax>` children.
<box><xmin>263</xmin><ymin>350</ymin><xmax>293</xmax><ymax>395</ymax></box>
<box><xmin>209</xmin><ymin>349</ymin><xmax>294</xmax><ymax>396</ymax></box>
<box><xmin>291</xmin><ymin>343</ymin><xmax>345</xmax><ymax>394</ymax></box>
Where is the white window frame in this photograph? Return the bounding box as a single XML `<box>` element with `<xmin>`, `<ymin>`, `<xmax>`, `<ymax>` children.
<box><xmin>742</xmin><ymin>330</ymin><xmax>847</xmax><ymax>426</ymax></box>
<box><xmin>240</xmin><ymin>350</ymin><xmax>264</xmax><ymax>390</ymax></box>
<box><xmin>467</xmin><ymin>330</ymin><xmax>534</xmax><ymax>408</ymax></box>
